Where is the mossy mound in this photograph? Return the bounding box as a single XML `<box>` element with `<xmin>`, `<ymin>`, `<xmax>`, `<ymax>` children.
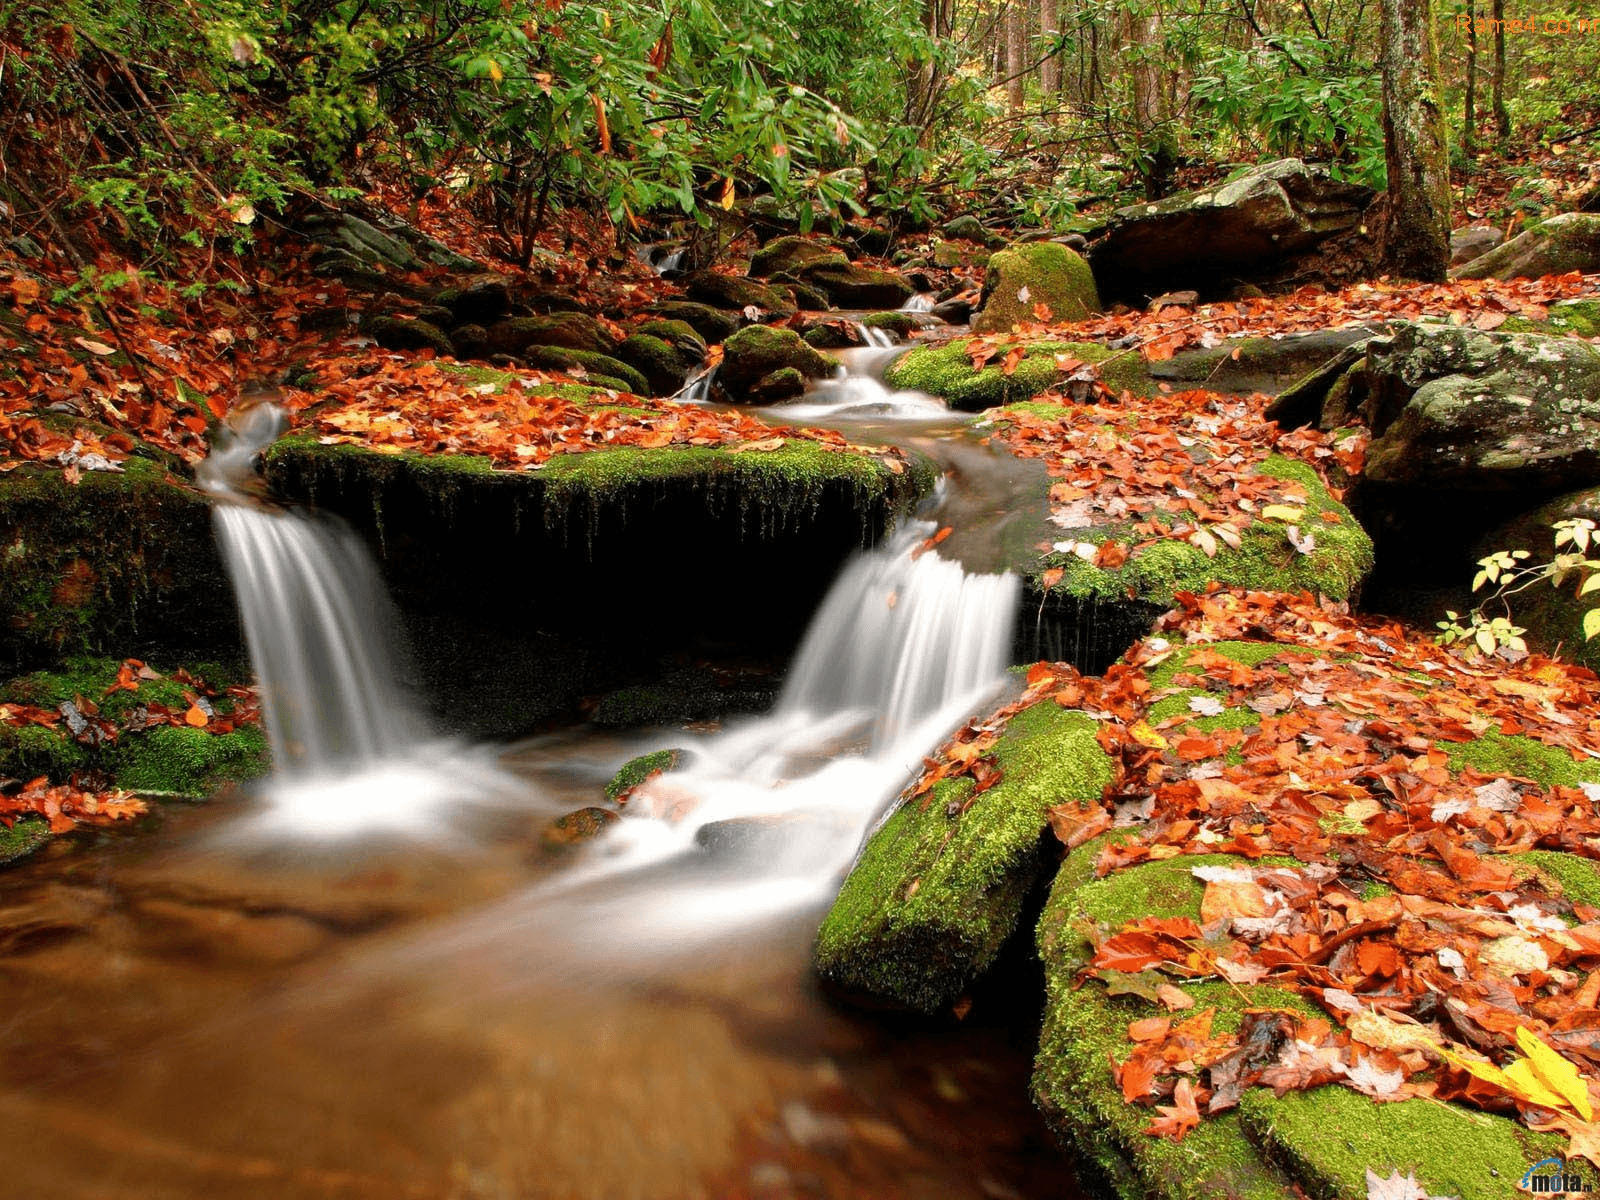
<box><xmin>814</xmin><ymin>702</ymin><xmax>1113</xmax><ymax>1012</ymax></box>
<box><xmin>604</xmin><ymin>748</ymin><xmax>685</xmax><ymax>802</ymax></box>
<box><xmin>1026</xmin><ymin>456</ymin><xmax>1373</xmax><ymax>608</ymax></box>
<box><xmin>970</xmin><ymin>242</ymin><xmax>1101</xmax><ymax>334</ymax></box>
<box><xmin>748</xmin><ymin>236</ymin><xmax>848</xmax><ymax>279</ymax></box>
<box><xmin>720</xmin><ymin>325</ymin><xmax>831</xmax><ymax>401</ymax></box>
<box><xmin>0</xmin><ymin>817</ymin><xmax>50</xmax><ymax>865</ymax></box>
<box><xmin>884</xmin><ymin>339</ymin><xmax>1151</xmax><ymax>411</ymax></box>
<box><xmin>632</xmin><ymin>319</ymin><xmax>707</xmax><ymax>366</ymax></box>
<box><xmin>485</xmin><ymin>312</ymin><xmax>618</xmax><ymax>356</ymax></box>
<box><xmin>643</xmin><ymin>301</ymin><xmax>738</xmax><ymax>343</ymax></box>
<box><xmin>612</xmin><ymin>334</ymin><xmax>688</xmax><ymax>396</ymax></box>
<box><xmin>0</xmin><ymin>461</ymin><xmax>239</xmax><ymax>673</ymax></box>
<box><xmin>518</xmin><ymin>346</ymin><xmax>649</xmax><ymax>395</ymax></box>
<box><xmin>1034</xmin><ymin>852</ymin><xmax>1560</xmax><ymax>1200</ymax></box>
<box><xmin>1500</xmin><ymin>298</ymin><xmax>1600</xmax><ymax>339</ymax></box>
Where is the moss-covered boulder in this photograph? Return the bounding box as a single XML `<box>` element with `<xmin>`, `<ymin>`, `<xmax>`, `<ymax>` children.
<box><xmin>748</xmin><ymin>236</ymin><xmax>849</xmax><ymax>279</ymax></box>
<box><xmin>365</xmin><ymin>315</ymin><xmax>455</xmax><ymax>356</ymax></box>
<box><xmin>683</xmin><ymin>271</ymin><xmax>794</xmax><ymax>314</ymax></box>
<box><xmin>1451</xmin><ymin>212</ymin><xmax>1600</xmax><ymax>281</ymax></box>
<box><xmin>1034</xmin><ymin>852</ymin><xmax>1563</xmax><ymax>1200</ymax></box>
<box><xmin>518</xmin><ymin>346</ymin><xmax>649</xmax><ymax>394</ymax></box>
<box><xmin>884</xmin><ymin>339</ymin><xmax>1151</xmax><ymax>410</ymax></box>
<box><xmin>720</xmin><ymin>325</ymin><xmax>832</xmax><ymax>402</ymax></box>
<box><xmin>633</xmin><ymin>319</ymin><xmax>707</xmax><ymax>367</ymax></box>
<box><xmin>814</xmin><ymin>703</ymin><xmax>1114</xmax><ymax>1012</ymax></box>
<box><xmin>971</xmin><ymin>242</ymin><xmax>1101</xmax><ymax>333</ymax></box>
<box><xmin>613</xmin><ymin>334</ymin><xmax>688</xmax><ymax>397</ymax></box>
<box><xmin>485</xmin><ymin>312</ymin><xmax>618</xmax><ymax>357</ymax></box>
<box><xmin>798</xmin><ymin>263</ymin><xmax>915</xmax><ymax>309</ymax></box>
<box><xmin>1150</xmin><ymin>327</ymin><xmax>1379</xmax><ymax>398</ymax></box>
<box><xmin>604</xmin><ymin>748</ymin><xmax>685</xmax><ymax>802</ymax></box>
<box><xmin>643</xmin><ymin>301</ymin><xmax>738</xmax><ymax>343</ymax></box>
<box><xmin>0</xmin><ymin>461</ymin><xmax>239</xmax><ymax>673</ymax></box>
<box><xmin>860</xmin><ymin>311</ymin><xmax>919</xmax><ymax>339</ymax></box>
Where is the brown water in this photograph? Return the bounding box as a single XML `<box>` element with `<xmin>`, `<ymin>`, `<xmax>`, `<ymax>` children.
<box><xmin>0</xmin><ymin>736</ymin><xmax>1081</xmax><ymax>1200</ymax></box>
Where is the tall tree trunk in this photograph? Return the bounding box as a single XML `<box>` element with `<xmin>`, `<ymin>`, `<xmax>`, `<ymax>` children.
<box><xmin>1006</xmin><ymin>2</ymin><xmax>1026</xmax><ymax>112</ymax></box>
<box><xmin>1491</xmin><ymin>0</ymin><xmax>1510</xmax><ymax>140</ymax></box>
<box><xmin>1463</xmin><ymin>0</ymin><xmax>1476</xmax><ymax>155</ymax></box>
<box><xmin>1379</xmin><ymin>0</ymin><xmax>1451</xmax><ymax>280</ymax></box>
<box><xmin>1040</xmin><ymin>0</ymin><xmax>1060</xmax><ymax>100</ymax></box>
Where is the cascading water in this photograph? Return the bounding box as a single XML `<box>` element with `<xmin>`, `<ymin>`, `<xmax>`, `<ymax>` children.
<box><xmin>200</xmin><ymin>402</ymin><xmax>517</xmax><ymax>837</ymax></box>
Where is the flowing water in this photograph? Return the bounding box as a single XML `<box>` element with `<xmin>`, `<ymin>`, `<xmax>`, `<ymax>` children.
<box><xmin>0</xmin><ymin>355</ymin><xmax>1081</xmax><ymax>1199</ymax></box>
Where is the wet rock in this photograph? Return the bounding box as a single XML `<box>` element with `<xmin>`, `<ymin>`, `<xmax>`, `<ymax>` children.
<box><xmin>643</xmin><ymin>300</ymin><xmax>739</xmax><ymax>343</ymax></box>
<box><xmin>525</xmin><ymin>291</ymin><xmax>590</xmax><ymax>315</ymax></box>
<box><xmin>1086</xmin><ymin>158</ymin><xmax>1375</xmax><ymax>304</ymax></box>
<box><xmin>415</xmin><ymin>304</ymin><xmax>455</xmax><ymax>329</ymax></box>
<box><xmin>749</xmin><ymin>236</ymin><xmax>848</xmax><ymax>279</ymax></box>
<box><xmin>301</xmin><ymin>210</ymin><xmax>418</xmax><ymax>270</ymax></box>
<box><xmin>720</xmin><ymin>325</ymin><xmax>831</xmax><ymax>402</ymax></box>
<box><xmin>1360</xmin><ymin>323</ymin><xmax>1600</xmax><ymax>494</ymax></box>
<box><xmin>365</xmin><ymin>315</ymin><xmax>455</xmax><ymax>356</ymax></box>
<box><xmin>541</xmin><ymin>806</ymin><xmax>620</xmax><ymax>849</ymax></box>
<box><xmin>860</xmin><ymin>311</ymin><xmax>918</xmax><ymax>339</ymax></box>
<box><xmin>1450</xmin><ymin>225</ymin><xmax>1504</xmax><ymax>267</ymax></box>
<box><xmin>613</xmin><ymin>334</ymin><xmax>689</xmax><ymax>396</ymax></box>
<box><xmin>605</xmin><ymin>749</ymin><xmax>685</xmax><ymax>803</ymax></box>
<box><xmin>1150</xmin><ymin>326</ymin><xmax>1383</xmax><ymax>397</ymax></box>
<box><xmin>798</xmin><ymin>263</ymin><xmax>915</xmax><ymax>310</ymax></box>
<box><xmin>970</xmin><ymin>242</ymin><xmax>1100</xmax><ymax>333</ymax></box>
<box><xmin>1451</xmin><ymin>212</ymin><xmax>1600</xmax><ymax>280</ymax></box>
<box><xmin>801</xmin><ymin>320</ymin><xmax>867</xmax><ymax>350</ymax></box>
<box><xmin>683</xmin><ymin>271</ymin><xmax>794</xmax><ymax>315</ymax></box>
<box><xmin>444</xmin><ymin>275</ymin><xmax>514</xmax><ymax>326</ymax></box>
<box><xmin>693</xmin><ymin>814</ymin><xmax>802</xmax><ymax>857</ymax></box>
<box><xmin>485</xmin><ymin>312</ymin><xmax>618</xmax><ymax>357</ymax></box>
<box><xmin>931</xmin><ymin>298</ymin><xmax>973</xmax><ymax>325</ymax></box>
<box><xmin>748</xmin><ymin>367</ymin><xmax>808</xmax><ymax>403</ymax></box>
<box><xmin>1264</xmin><ymin>341</ymin><xmax>1374</xmax><ymax>430</ymax></box>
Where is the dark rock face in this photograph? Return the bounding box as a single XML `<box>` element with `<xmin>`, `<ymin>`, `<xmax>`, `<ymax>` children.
<box><xmin>719</xmin><ymin>325</ymin><xmax>831</xmax><ymax>401</ymax></box>
<box><xmin>1086</xmin><ymin>159</ymin><xmax>1375</xmax><ymax>304</ymax></box>
<box><xmin>365</xmin><ymin>315</ymin><xmax>454</xmax><ymax>356</ymax></box>
<box><xmin>1362</xmin><ymin>323</ymin><xmax>1600</xmax><ymax>493</ymax></box>
<box><xmin>1450</xmin><ymin>212</ymin><xmax>1600</xmax><ymax>281</ymax></box>
<box><xmin>683</xmin><ymin>271</ymin><xmax>794</xmax><ymax>314</ymax></box>
<box><xmin>485</xmin><ymin>313</ymin><xmax>618</xmax><ymax>357</ymax></box>
<box><xmin>446</xmin><ymin>275</ymin><xmax>514</xmax><ymax>326</ymax></box>
<box><xmin>797</xmin><ymin>263</ymin><xmax>914</xmax><ymax>309</ymax></box>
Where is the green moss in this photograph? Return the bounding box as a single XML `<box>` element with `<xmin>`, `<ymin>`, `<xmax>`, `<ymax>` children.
<box><xmin>1239</xmin><ymin>1085</ymin><xmax>1561</xmax><ymax>1200</ymax></box>
<box><xmin>815</xmin><ymin>702</ymin><xmax>1114</xmax><ymax>1011</ymax></box>
<box><xmin>1033</xmin><ymin>456</ymin><xmax>1372</xmax><ymax>606</ymax></box>
<box><xmin>1501</xmin><ymin>298</ymin><xmax>1600</xmax><ymax>338</ymax></box>
<box><xmin>971</xmin><ymin>242</ymin><xmax>1101</xmax><ymax>334</ymax></box>
<box><xmin>1444</xmin><ymin>729</ymin><xmax>1600</xmax><ymax>788</ymax></box>
<box><xmin>860</xmin><ymin>311</ymin><xmax>918</xmax><ymax>338</ymax></box>
<box><xmin>519</xmin><ymin>346</ymin><xmax>650</xmax><ymax>396</ymax></box>
<box><xmin>0</xmin><ymin>816</ymin><xmax>50</xmax><ymax>864</ymax></box>
<box><xmin>1511</xmin><ymin>850</ymin><xmax>1600</xmax><ymax>912</ymax></box>
<box><xmin>113</xmin><ymin>724</ymin><xmax>268</xmax><ymax>796</ymax></box>
<box><xmin>1143</xmin><ymin>641</ymin><xmax>1319</xmax><ymax>691</ymax></box>
<box><xmin>604</xmin><ymin>748</ymin><xmax>683</xmax><ymax>801</ymax></box>
<box><xmin>885</xmin><ymin>339</ymin><xmax>1151</xmax><ymax>411</ymax></box>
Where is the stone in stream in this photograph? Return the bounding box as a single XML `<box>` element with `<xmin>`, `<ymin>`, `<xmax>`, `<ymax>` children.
<box><xmin>796</xmin><ymin>263</ymin><xmax>915</xmax><ymax>310</ymax></box>
<box><xmin>643</xmin><ymin>300</ymin><xmax>739</xmax><ymax>344</ymax></box>
<box><xmin>747</xmin><ymin>235</ymin><xmax>849</xmax><ymax>279</ymax></box>
<box><xmin>1450</xmin><ymin>211</ymin><xmax>1600</xmax><ymax>281</ymax></box>
<box><xmin>613</xmin><ymin>334</ymin><xmax>689</xmax><ymax>397</ymax></box>
<box><xmin>683</xmin><ymin>271</ymin><xmax>795</xmax><ymax>315</ymax></box>
<box><xmin>541</xmin><ymin>806</ymin><xmax>620</xmax><ymax>849</ymax></box>
<box><xmin>718</xmin><ymin>325</ymin><xmax>832</xmax><ymax>402</ymax></box>
<box><xmin>884</xmin><ymin>338</ymin><xmax>1153</xmax><ymax>410</ymax></box>
<box><xmin>970</xmin><ymin>242</ymin><xmax>1101</xmax><ymax>334</ymax></box>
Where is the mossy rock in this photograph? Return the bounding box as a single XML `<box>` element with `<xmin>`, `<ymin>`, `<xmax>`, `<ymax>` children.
<box><xmin>113</xmin><ymin>724</ymin><xmax>269</xmax><ymax>796</ymax></box>
<box><xmin>860</xmin><ymin>311</ymin><xmax>918</xmax><ymax>338</ymax></box>
<box><xmin>518</xmin><ymin>346</ymin><xmax>649</xmax><ymax>395</ymax></box>
<box><xmin>748</xmin><ymin>236</ymin><xmax>848</xmax><ymax>279</ymax></box>
<box><xmin>748</xmin><ymin>367</ymin><xmax>808</xmax><ymax>403</ymax></box>
<box><xmin>0</xmin><ymin>817</ymin><xmax>50</xmax><ymax>865</ymax></box>
<box><xmin>1020</xmin><ymin>456</ymin><xmax>1373</xmax><ymax>607</ymax></box>
<box><xmin>683</xmin><ymin>271</ymin><xmax>794</xmax><ymax>314</ymax></box>
<box><xmin>604</xmin><ymin>748</ymin><xmax>684</xmax><ymax>801</ymax></box>
<box><xmin>1509</xmin><ymin>850</ymin><xmax>1600</xmax><ymax>912</ymax></box>
<box><xmin>1477</xmin><ymin>486</ymin><xmax>1600</xmax><ymax>672</ymax></box>
<box><xmin>633</xmin><ymin>320</ymin><xmax>707</xmax><ymax>367</ymax></box>
<box><xmin>814</xmin><ymin>703</ymin><xmax>1114</xmax><ymax>1012</ymax></box>
<box><xmin>797</xmin><ymin>263</ymin><xmax>915</xmax><ymax>309</ymax></box>
<box><xmin>931</xmin><ymin>240</ymin><xmax>992</xmax><ymax>269</ymax></box>
<box><xmin>484</xmin><ymin>313</ymin><xmax>618</xmax><ymax>357</ymax></box>
<box><xmin>541</xmin><ymin>805</ymin><xmax>619</xmax><ymax>849</ymax></box>
<box><xmin>884</xmin><ymin>339</ymin><xmax>1152</xmax><ymax>411</ymax></box>
<box><xmin>643</xmin><ymin>301</ymin><xmax>738</xmax><ymax>343</ymax></box>
<box><xmin>612</xmin><ymin>334</ymin><xmax>688</xmax><ymax>397</ymax></box>
<box><xmin>0</xmin><ymin>462</ymin><xmax>239</xmax><ymax>673</ymax></box>
<box><xmin>1451</xmin><ymin>212</ymin><xmax>1600</xmax><ymax>282</ymax></box>
<box><xmin>1499</xmin><ymin>298</ymin><xmax>1600</xmax><ymax>339</ymax></box>
<box><xmin>773</xmin><ymin>276</ymin><xmax>833</xmax><ymax>311</ymax></box>
<box><xmin>365</xmin><ymin>315</ymin><xmax>455</xmax><ymax>356</ymax></box>
<box><xmin>720</xmin><ymin>325</ymin><xmax>831</xmax><ymax>401</ymax></box>
<box><xmin>971</xmin><ymin>242</ymin><xmax>1100</xmax><ymax>334</ymax></box>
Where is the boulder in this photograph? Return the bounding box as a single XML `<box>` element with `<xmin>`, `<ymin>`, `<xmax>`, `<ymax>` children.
<box><xmin>1451</xmin><ymin>212</ymin><xmax>1600</xmax><ymax>280</ymax></box>
<box><xmin>719</xmin><ymin>325</ymin><xmax>831</xmax><ymax>402</ymax></box>
<box><xmin>613</xmin><ymin>334</ymin><xmax>689</xmax><ymax>397</ymax></box>
<box><xmin>443</xmin><ymin>275</ymin><xmax>514</xmax><ymax>326</ymax></box>
<box><xmin>1086</xmin><ymin>158</ymin><xmax>1376</xmax><ymax>304</ymax></box>
<box><xmin>931</xmin><ymin>297</ymin><xmax>973</xmax><ymax>325</ymax></box>
<box><xmin>1361</xmin><ymin>323</ymin><xmax>1600</xmax><ymax>494</ymax></box>
<box><xmin>1149</xmin><ymin>326</ymin><xmax>1382</xmax><ymax>397</ymax></box>
<box><xmin>797</xmin><ymin>263</ymin><xmax>915</xmax><ymax>309</ymax></box>
<box><xmin>683</xmin><ymin>271</ymin><xmax>794</xmax><ymax>315</ymax></box>
<box><xmin>364</xmin><ymin>315</ymin><xmax>454</xmax><ymax>357</ymax></box>
<box><xmin>644</xmin><ymin>301</ymin><xmax>738</xmax><ymax>343</ymax></box>
<box><xmin>970</xmin><ymin>242</ymin><xmax>1100</xmax><ymax>333</ymax></box>
<box><xmin>747</xmin><ymin>368</ymin><xmax>808</xmax><ymax>403</ymax></box>
<box><xmin>748</xmin><ymin>236</ymin><xmax>848</xmax><ymax>279</ymax></box>
<box><xmin>518</xmin><ymin>346</ymin><xmax>648</xmax><ymax>394</ymax></box>
<box><xmin>1449</xmin><ymin>225</ymin><xmax>1504</xmax><ymax>267</ymax></box>
<box><xmin>770</xmin><ymin>275</ymin><xmax>833</xmax><ymax>311</ymax></box>
<box><xmin>940</xmin><ymin>214</ymin><xmax>1002</xmax><ymax>245</ymax></box>
<box><xmin>632</xmin><ymin>319</ymin><xmax>707</xmax><ymax>368</ymax></box>
<box><xmin>485</xmin><ymin>313</ymin><xmax>618</xmax><ymax>357</ymax></box>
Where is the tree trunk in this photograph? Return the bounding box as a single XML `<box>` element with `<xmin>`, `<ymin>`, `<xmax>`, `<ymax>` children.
<box><xmin>1040</xmin><ymin>0</ymin><xmax>1060</xmax><ymax>100</ymax></box>
<box><xmin>1379</xmin><ymin>0</ymin><xmax>1451</xmax><ymax>280</ymax></box>
<box><xmin>1005</xmin><ymin>2</ymin><xmax>1026</xmax><ymax>112</ymax></box>
<box><xmin>1491</xmin><ymin>0</ymin><xmax>1510</xmax><ymax>140</ymax></box>
<box><xmin>1463</xmin><ymin>0</ymin><xmax>1476</xmax><ymax>155</ymax></box>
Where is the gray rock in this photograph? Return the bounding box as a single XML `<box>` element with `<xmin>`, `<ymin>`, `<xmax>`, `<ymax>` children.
<box><xmin>1086</xmin><ymin>158</ymin><xmax>1375</xmax><ymax>304</ymax></box>
<box><xmin>941</xmin><ymin>214</ymin><xmax>990</xmax><ymax>242</ymax></box>
<box><xmin>1362</xmin><ymin>322</ymin><xmax>1600</xmax><ymax>493</ymax></box>
<box><xmin>1151</xmin><ymin>326</ymin><xmax>1382</xmax><ymax>397</ymax></box>
<box><xmin>1450</xmin><ymin>225</ymin><xmax>1504</xmax><ymax>267</ymax></box>
<box><xmin>1451</xmin><ymin>212</ymin><xmax>1600</xmax><ymax>281</ymax></box>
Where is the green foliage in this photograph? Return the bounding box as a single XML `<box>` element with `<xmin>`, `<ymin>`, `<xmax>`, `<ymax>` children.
<box><xmin>1437</xmin><ymin>519</ymin><xmax>1600</xmax><ymax>656</ymax></box>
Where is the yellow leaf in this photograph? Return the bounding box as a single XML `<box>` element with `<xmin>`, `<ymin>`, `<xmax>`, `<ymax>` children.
<box><xmin>1518</xmin><ymin>1027</ymin><xmax>1594</xmax><ymax>1120</ymax></box>
<box><xmin>1504</xmin><ymin>1057</ymin><xmax>1571</xmax><ymax>1110</ymax></box>
<box><xmin>1261</xmin><ymin>504</ymin><xmax>1305</xmax><ymax>523</ymax></box>
<box><xmin>720</xmin><ymin>177</ymin><xmax>736</xmax><ymax>210</ymax></box>
<box><xmin>1129</xmin><ymin>721</ymin><xmax>1168</xmax><ymax>751</ymax></box>
<box><xmin>487</xmin><ymin>57</ymin><xmax>504</xmax><ymax>83</ymax></box>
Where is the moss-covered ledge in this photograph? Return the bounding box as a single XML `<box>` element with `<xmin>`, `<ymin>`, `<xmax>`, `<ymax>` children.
<box><xmin>1034</xmin><ymin>852</ymin><xmax>1564</xmax><ymax>1200</ymax></box>
<box><xmin>884</xmin><ymin>339</ymin><xmax>1155</xmax><ymax>411</ymax></box>
<box><xmin>814</xmin><ymin>701</ymin><xmax>1114</xmax><ymax>1012</ymax></box>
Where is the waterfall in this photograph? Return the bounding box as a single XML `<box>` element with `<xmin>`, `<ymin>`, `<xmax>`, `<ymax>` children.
<box><xmin>200</xmin><ymin>403</ymin><xmax>516</xmax><ymax>837</ymax></box>
<box><xmin>900</xmin><ymin>293</ymin><xmax>936</xmax><ymax>313</ymax></box>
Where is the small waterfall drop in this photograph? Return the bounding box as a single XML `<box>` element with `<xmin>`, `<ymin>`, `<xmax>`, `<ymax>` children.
<box><xmin>200</xmin><ymin>403</ymin><xmax>517</xmax><ymax>837</ymax></box>
<box><xmin>900</xmin><ymin>293</ymin><xmax>936</xmax><ymax>313</ymax></box>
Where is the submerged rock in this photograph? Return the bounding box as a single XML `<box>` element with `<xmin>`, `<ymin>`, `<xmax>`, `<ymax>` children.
<box><xmin>970</xmin><ymin>242</ymin><xmax>1101</xmax><ymax>333</ymax></box>
<box><xmin>814</xmin><ymin>703</ymin><xmax>1113</xmax><ymax>1013</ymax></box>
<box><xmin>541</xmin><ymin>806</ymin><xmax>619</xmax><ymax>849</ymax></box>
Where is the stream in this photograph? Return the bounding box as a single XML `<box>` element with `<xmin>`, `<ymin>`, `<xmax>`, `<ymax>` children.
<box><xmin>0</xmin><ymin>343</ymin><xmax>1083</xmax><ymax>1200</ymax></box>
